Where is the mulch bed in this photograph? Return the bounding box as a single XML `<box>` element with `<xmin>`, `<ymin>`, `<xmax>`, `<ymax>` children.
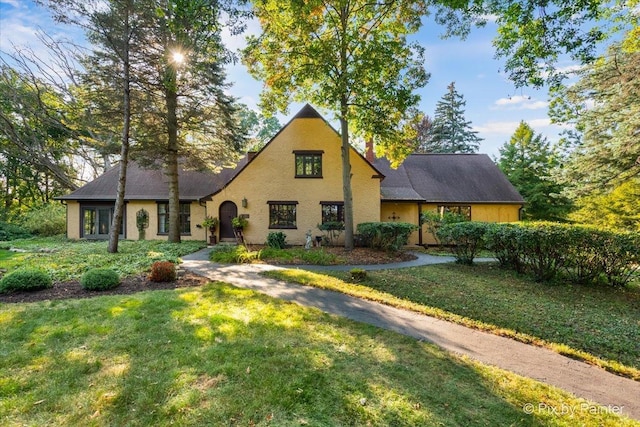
<box><xmin>0</xmin><ymin>273</ymin><xmax>210</xmax><ymax>304</ymax></box>
<box><xmin>0</xmin><ymin>247</ymin><xmax>416</xmax><ymax>304</ymax></box>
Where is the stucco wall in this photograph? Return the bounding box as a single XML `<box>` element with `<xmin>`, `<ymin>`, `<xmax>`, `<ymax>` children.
<box><xmin>208</xmin><ymin>117</ymin><xmax>381</xmax><ymax>245</ymax></box>
<box><xmin>66</xmin><ymin>201</ymin><xmax>80</xmax><ymax>239</ymax></box>
<box><xmin>66</xmin><ymin>200</ymin><xmax>206</xmax><ymax>241</ymax></box>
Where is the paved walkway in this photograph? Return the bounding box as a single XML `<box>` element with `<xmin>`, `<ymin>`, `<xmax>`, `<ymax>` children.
<box><xmin>181</xmin><ymin>248</ymin><xmax>640</xmax><ymax>421</ymax></box>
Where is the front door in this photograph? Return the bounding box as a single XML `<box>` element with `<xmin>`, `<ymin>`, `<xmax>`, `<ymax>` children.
<box><xmin>219</xmin><ymin>201</ymin><xmax>237</xmax><ymax>239</ymax></box>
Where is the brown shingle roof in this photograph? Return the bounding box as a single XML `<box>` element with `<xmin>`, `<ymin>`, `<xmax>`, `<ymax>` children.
<box><xmin>57</xmin><ymin>160</ymin><xmax>244</xmax><ymax>201</ymax></box>
<box><xmin>374</xmin><ymin>154</ymin><xmax>524</xmax><ymax>204</ymax></box>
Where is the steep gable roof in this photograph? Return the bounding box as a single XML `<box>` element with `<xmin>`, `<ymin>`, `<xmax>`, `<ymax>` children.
<box><xmin>57</xmin><ymin>160</ymin><xmax>244</xmax><ymax>202</ymax></box>
<box><xmin>374</xmin><ymin>154</ymin><xmax>524</xmax><ymax>204</ymax></box>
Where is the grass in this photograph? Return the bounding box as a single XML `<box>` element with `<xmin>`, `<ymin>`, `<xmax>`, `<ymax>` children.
<box><xmin>1</xmin><ymin>282</ymin><xmax>637</xmax><ymax>426</ymax></box>
<box><xmin>264</xmin><ymin>263</ymin><xmax>640</xmax><ymax>380</ymax></box>
<box><xmin>1</xmin><ymin>237</ymin><xmax>206</xmax><ymax>281</ymax></box>
<box><xmin>0</xmin><ymin>249</ymin><xmax>25</xmax><ymax>271</ymax></box>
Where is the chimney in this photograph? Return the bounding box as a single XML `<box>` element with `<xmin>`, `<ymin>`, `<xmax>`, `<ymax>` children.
<box><xmin>365</xmin><ymin>139</ymin><xmax>374</xmax><ymax>163</ymax></box>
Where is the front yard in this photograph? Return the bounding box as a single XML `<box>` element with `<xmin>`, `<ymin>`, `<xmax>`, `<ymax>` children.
<box><xmin>1</xmin><ymin>238</ymin><xmax>639</xmax><ymax>425</ymax></box>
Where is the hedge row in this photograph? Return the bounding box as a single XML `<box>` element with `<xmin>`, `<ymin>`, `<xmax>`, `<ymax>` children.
<box><xmin>437</xmin><ymin>222</ymin><xmax>640</xmax><ymax>286</ymax></box>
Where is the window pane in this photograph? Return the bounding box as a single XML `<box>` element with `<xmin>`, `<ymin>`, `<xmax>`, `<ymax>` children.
<box><xmin>295</xmin><ymin>153</ymin><xmax>322</xmax><ymax>177</ymax></box>
<box><xmin>321</xmin><ymin>203</ymin><xmax>344</xmax><ymax>223</ymax></box>
<box><xmin>83</xmin><ymin>210</ymin><xmax>96</xmax><ymax>236</ymax></box>
<box><xmin>269</xmin><ymin>203</ymin><xmax>297</xmax><ymax>228</ymax></box>
<box><xmin>158</xmin><ymin>203</ymin><xmax>169</xmax><ymax>234</ymax></box>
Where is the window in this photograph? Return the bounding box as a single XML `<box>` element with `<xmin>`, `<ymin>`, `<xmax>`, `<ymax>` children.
<box><xmin>438</xmin><ymin>205</ymin><xmax>471</xmax><ymax>221</ymax></box>
<box><xmin>158</xmin><ymin>202</ymin><xmax>191</xmax><ymax>234</ymax></box>
<box><xmin>81</xmin><ymin>205</ymin><xmax>123</xmax><ymax>239</ymax></box>
<box><xmin>294</xmin><ymin>151</ymin><xmax>323</xmax><ymax>178</ymax></box>
<box><xmin>321</xmin><ymin>202</ymin><xmax>344</xmax><ymax>224</ymax></box>
<box><xmin>268</xmin><ymin>201</ymin><xmax>297</xmax><ymax>229</ymax></box>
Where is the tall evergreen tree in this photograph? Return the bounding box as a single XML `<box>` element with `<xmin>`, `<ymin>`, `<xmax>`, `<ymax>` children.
<box><xmin>429</xmin><ymin>82</ymin><xmax>481</xmax><ymax>153</ymax></box>
<box><xmin>498</xmin><ymin>121</ymin><xmax>571</xmax><ymax>221</ymax></box>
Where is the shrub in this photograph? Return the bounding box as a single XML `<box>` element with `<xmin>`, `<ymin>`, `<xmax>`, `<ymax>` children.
<box><xmin>266</xmin><ymin>231</ymin><xmax>287</xmax><ymax>249</ymax></box>
<box><xmin>356</xmin><ymin>222</ymin><xmax>418</xmax><ymax>252</ymax></box>
<box><xmin>0</xmin><ymin>222</ymin><xmax>32</xmax><ymax>241</ymax></box>
<box><xmin>350</xmin><ymin>268</ymin><xmax>367</xmax><ymax>282</ymax></box>
<box><xmin>317</xmin><ymin>221</ymin><xmax>344</xmax><ymax>246</ymax></box>
<box><xmin>0</xmin><ymin>269</ymin><xmax>52</xmax><ymax>293</ymax></box>
<box><xmin>209</xmin><ymin>245</ymin><xmax>260</xmax><ymax>264</ymax></box>
<box><xmin>149</xmin><ymin>261</ymin><xmax>177</xmax><ymax>282</ymax></box>
<box><xmin>420</xmin><ymin>211</ymin><xmax>467</xmax><ymax>246</ymax></box>
<box><xmin>437</xmin><ymin>222</ymin><xmax>489</xmax><ymax>265</ymax></box>
<box><xmin>18</xmin><ymin>203</ymin><xmax>66</xmax><ymax>236</ymax></box>
<box><xmin>80</xmin><ymin>268</ymin><xmax>120</xmax><ymax>291</ymax></box>
<box><xmin>484</xmin><ymin>223</ymin><xmax>525</xmax><ymax>272</ymax></box>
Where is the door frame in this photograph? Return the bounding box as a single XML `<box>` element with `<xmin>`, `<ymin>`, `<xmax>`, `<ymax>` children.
<box><xmin>219</xmin><ymin>201</ymin><xmax>238</xmax><ymax>239</ymax></box>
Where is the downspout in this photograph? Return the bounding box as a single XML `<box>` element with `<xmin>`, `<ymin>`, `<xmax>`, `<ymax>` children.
<box><xmin>418</xmin><ymin>202</ymin><xmax>423</xmax><ymax>246</ymax></box>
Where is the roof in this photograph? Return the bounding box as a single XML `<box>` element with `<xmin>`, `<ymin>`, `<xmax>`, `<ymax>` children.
<box><xmin>374</xmin><ymin>154</ymin><xmax>524</xmax><ymax>204</ymax></box>
<box><xmin>57</xmin><ymin>160</ymin><xmax>244</xmax><ymax>202</ymax></box>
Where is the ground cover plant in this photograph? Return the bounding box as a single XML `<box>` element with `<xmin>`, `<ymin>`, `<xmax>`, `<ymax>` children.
<box><xmin>265</xmin><ymin>263</ymin><xmax>640</xmax><ymax>379</ymax></box>
<box><xmin>0</xmin><ymin>282</ymin><xmax>635</xmax><ymax>426</ymax></box>
<box><xmin>1</xmin><ymin>237</ymin><xmax>206</xmax><ymax>282</ymax></box>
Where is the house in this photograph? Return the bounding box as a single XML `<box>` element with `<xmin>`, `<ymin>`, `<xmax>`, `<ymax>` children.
<box><xmin>58</xmin><ymin>104</ymin><xmax>523</xmax><ymax>245</ymax></box>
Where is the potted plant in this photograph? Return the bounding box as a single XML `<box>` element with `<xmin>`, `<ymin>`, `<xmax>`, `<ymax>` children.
<box><xmin>202</xmin><ymin>216</ymin><xmax>219</xmax><ymax>245</ymax></box>
<box><xmin>231</xmin><ymin>216</ymin><xmax>248</xmax><ymax>231</ymax></box>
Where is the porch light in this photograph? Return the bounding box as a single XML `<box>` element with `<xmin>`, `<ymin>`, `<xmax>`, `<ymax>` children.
<box><xmin>242</xmin><ymin>197</ymin><xmax>248</xmax><ymax>208</ymax></box>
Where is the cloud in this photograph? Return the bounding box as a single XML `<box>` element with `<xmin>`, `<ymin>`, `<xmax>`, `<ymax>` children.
<box><xmin>492</xmin><ymin>95</ymin><xmax>548</xmax><ymax>111</ymax></box>
<box><xmin>0</xmin><ymin>0</ymin><xmax>22</xmax><ymax>8</ymax></box>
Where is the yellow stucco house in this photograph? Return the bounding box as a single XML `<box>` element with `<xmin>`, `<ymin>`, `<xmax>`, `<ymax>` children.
<box><xmin>58</xmin><ymin>104</ymin><xmax>523</xmax><ymax>245</ymax></box>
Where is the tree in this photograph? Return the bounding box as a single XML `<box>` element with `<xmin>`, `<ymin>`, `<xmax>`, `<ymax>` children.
<box><xmin>412</xmin><ymin>114</ymin><xmax>436</xmax><ymax>153</ymax></box>
<box><xmin>568</xmin><ymin>178</ymin><xmax>640</xmax><ymax>232</ymax></box>
<box><xmin>238</xmin><ymin>104</ymin><xmax>282</xmax><ymax>150</ymax></box>
<box><xmin>429</xmin><ymin>82</ymin><xmax>481</xmax><ymax>153</ymax></box>
<box><xmin>433</xmin><ymin>0</ymin><xmax>638</xmax><ymax>88</ymax></box>
<box><xmin>550</xmin><ymin>43</ymin><xmax>640</xmax><ymax>197</ymax></box>
<box><xmin>243</xmin><ymin>0</ymin><xmax>429</xmax><ymax>250</ymax></box>
<box><xmin>498</xmin><ymin>121</ymin><xmax>571</xmax><ymax>220</ymax></box>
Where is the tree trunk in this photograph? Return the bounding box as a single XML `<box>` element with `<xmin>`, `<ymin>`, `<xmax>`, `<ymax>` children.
<box><xmin>165</xmin><ymin>73</ymin><xmax>181</xmax><ymax>243</ymax></box>
<box><xmin>108</xmin><ymin>2</ymin><xmax>132</xmax><ymax>254</ymax></box>
<box><xmin>340</xmin><ymin>114</ymin><xmax>354</xmax><ymax>251</ymax></box>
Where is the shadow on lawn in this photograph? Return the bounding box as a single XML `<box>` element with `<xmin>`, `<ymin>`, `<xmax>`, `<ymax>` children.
<box><xmin>0</xmin><ymin>284</ymin><xmax>631</xmax><ymax>426</ymax></box>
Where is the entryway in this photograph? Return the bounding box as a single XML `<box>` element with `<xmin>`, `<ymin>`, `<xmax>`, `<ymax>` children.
<box><xmin>219</xmin><ymin>201</ymin><xmax>237</xmax><ymax>241</ymax></box>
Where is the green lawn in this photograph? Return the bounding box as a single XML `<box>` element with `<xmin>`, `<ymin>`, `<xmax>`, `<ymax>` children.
<box><xmin>1</xmin><ymin>237</ymin><xmax>206</xmax><ymax>281</ymax></box>
<box><xmin>1</xmin><ymin>282</ymin><xmax>636</xmax><ymax>426</ymax></box>
<box><xmin>264</xmin><ymin>263</ymin><xmax>640</xmax><ymax>379</ymax></box>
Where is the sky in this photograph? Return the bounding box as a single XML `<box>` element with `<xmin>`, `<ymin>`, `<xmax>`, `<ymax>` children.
<box><xmin>0</xmin><ymin>0</ymin><xmax>571</xmax><ymax>159</ymax></box>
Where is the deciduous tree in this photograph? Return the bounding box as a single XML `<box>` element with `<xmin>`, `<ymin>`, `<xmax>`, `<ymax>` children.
<box><xmin>243</xmin><ymin>0</ymin><xmax>429</xmax><ymax>250</ymax></box>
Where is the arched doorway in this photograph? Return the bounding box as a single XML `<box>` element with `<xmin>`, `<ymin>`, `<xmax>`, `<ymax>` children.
<box><xmin>219</xmin><ymin>201</ymin><xmax>238</xmax><ymax>240</ymax></box>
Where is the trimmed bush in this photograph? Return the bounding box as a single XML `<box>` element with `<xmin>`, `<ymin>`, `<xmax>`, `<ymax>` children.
<box><xmin>80</xmin><ymin>268</ymin><xmax>120</xmax><ymax>291</ymax></box>
<box><xmin>266</xmin><ymin>232</ymin><xmax>287</xmax><ymax>249</ymax></box>
<box><xmin>437</xmin><ymin>222</ymin><xmax>489</xmax><ymax>265</ymax></box>
<box><xmin>0</xmin><ymin>269</ymin><xmax>52</xmax><ymax>293</ymax></box>
<box><xmin>356</xmin><ymin>222</ymin><xmax>418</xmax><ymax>252</ymax></box>
<box><xmin>484</xmin><ymin>223</ymin><xmax>525</xmax><ymax>272</ymax></box>
<box><xmin>149</xmin><ymin>261</ymin><xmax>177</xmax><ymax>282</ymax></box>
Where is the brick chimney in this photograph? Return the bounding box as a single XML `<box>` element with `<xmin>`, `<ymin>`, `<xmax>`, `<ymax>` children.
<box><xmin>365</xmin><ymin>139</ymin><xmax>374</xmax><ymax>163</ymax></box>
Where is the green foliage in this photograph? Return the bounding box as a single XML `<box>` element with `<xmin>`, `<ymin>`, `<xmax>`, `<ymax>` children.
<box><xmin>0</xmin><ymin>222</ymin><xmax>32</xmax><ymax>241</ymax></box>
<box><xmin>484</xmin><ymin>223</ymin><xmax>640</xmax><ymax>286</ymax></box>
<box><xmin>436</xmin><ymin>222</ymin><xmax>489</xmax><ymax>265</ymax></box>
<box><xmin>0</xmin><ymin>269</ymin><xmax>52</xmax><ymax>293</ymax></box>
<box><xmin>428</xmin><ymin>82</ymin><xmax>482</xmax><ymax>153</ymax></box>
<box><xmin>231</xmin><ymin>216</ymin><xmax>248</xmax><ymax>229</ymax></box>
<box><xmin>350</xmin><ymin>268</ymin><xmax>367</xmax><ymax>282</ymax></box>
<box><xmin>420</xmin><ymin>210</ymin><xmax>467</xmax><ymax>246</ymax></box>
<box><xmin>17</xmin><ymin>203</ymin><xmax>66</xmax><ymax>236</ymax></box>
<box><xmin>265</xmin><ymin>232</ymin><xmax>287</xmax><ymax>249</ymax></box>
<box><xmin>3</xmin><ymin>237</ymin><xmax>205</xmax><ymax>282</ymax></box>
<box><xmin>80</xmin><ymin>268</ymin><xmax>120</xmax><ymax>291</ymax></box>
<box><xmin>148</xmin><ymin>261</ymin><xmax>177</xmax><ymax>282</ymax></box>
<box><xmin>260</xmin><ymin>247</ymin><xmax>339</xmax><ymax>265</ymax></box>
<box><xmin>356</xmin><ymin>222</ymin><xmax>418</xmax><ymax>252</ymax></box>
<box><xmin>569</xmin><ymin>179</ymin><xmax>640</xmax><ymax>232</ymax></box>
<box><xmin>497</xmin><ymin>122</ymin><xmax>571</xmax><ymax>221</ymax></box>
<box><xmin>317</xmin><ymin>221</ymin><xmax>344</xmax><ymax>246</ymax></box>
<box><xmin>210</xmin><ymin>245</ymin><xmax>260</xmax><ymax>264</ymax></box>
<box><xmin>551</xmin><ymin>43</ymin><xmax>640</xmax><ymax>196</ymax></box>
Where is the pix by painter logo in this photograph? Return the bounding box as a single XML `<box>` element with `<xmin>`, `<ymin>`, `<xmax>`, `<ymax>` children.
<box><xmin>522</xmin><ymin>402</ymin><xmax>624</xmax><ymax>416</ymax></box>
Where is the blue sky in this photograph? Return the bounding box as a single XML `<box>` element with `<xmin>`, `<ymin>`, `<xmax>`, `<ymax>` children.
<box><xmin>0</xmin><ymin>0</ymin><xmax>571</xmax><ymax>158</ymax></box>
